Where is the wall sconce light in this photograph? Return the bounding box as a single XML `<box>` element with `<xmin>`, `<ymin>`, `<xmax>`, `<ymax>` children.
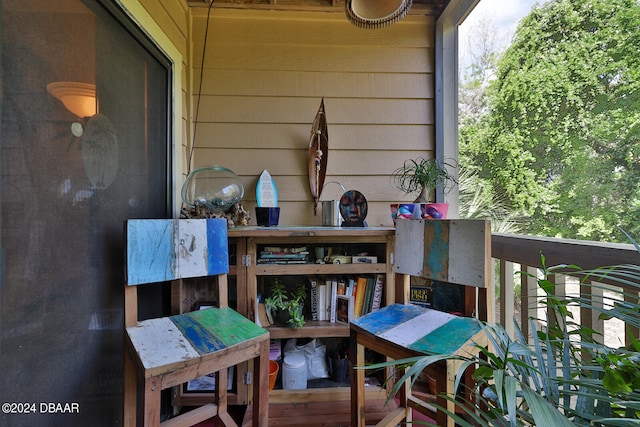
<box><xmin>345</xmin><ymin>0</ymin><xmax>413</xmax><ymax>29</ymax></box>
<box><xmin>47</xmin><ymin>81</ymin><xmax>97</xmax><ymax>137</ymax></box>
<box><xmin>47</xmin><ymin>81</ymin><xmax>97</xmax><ymax>118</ymax></box>
<box><xmin>47</xmin><ymin>81</ymin><xmax>118</xmax><ymax>190</ymax></box>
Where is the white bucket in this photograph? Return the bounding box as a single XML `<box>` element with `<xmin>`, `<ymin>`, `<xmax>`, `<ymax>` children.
<box><xmin>282</xmin><ymin>353</ymin><xmax>307</xmax><ymax>390</ymax></box>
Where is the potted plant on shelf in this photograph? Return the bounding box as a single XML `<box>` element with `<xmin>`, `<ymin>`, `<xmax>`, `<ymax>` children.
<box><xmin>390</xmin><ymin>157</ymin><xmax>457</xmax><ymax>220</ymax></box>
<box><xmin>264</xmin><ymin>278</ymin><xmax>306</xmax><ymax>328</ymax></box>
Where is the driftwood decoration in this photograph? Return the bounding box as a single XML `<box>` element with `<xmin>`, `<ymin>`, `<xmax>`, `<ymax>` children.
<box><xmin>180</xmin><ymin>201</ymin><xmax>251</xmax><ymax>228</ymax></box>
<box><xmin>308</xmin><ymin>98</ymin><xmax>328</xmax><ymax>215</ymax></box>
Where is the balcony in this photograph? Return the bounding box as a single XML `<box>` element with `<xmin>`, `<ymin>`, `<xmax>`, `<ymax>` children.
<box><xmin>491</xmin><ymin>233</ymin><xmax>640</xmax><ymax>346</ymax></box>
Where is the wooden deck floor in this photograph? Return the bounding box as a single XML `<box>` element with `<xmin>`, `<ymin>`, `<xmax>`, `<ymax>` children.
<box><xmin>242</xmin><ymin>397</ymin><xmax>398</xmax><ymax>426</ymax></box>
<box><xmin>187</xmin><ymin>387</ymin><xmax>438</xmax><ymax>426</ymax></box>
<box><xmin>242</xmin><ymin>387</ymin><xmax>398</xmax><ymax>427</ymax></box>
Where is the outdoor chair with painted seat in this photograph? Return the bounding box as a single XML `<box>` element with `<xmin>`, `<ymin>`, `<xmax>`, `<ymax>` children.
<box><xmin>351</xmin><ymin>219</ymin><xmax>492</xmax><ymax>427</ymax></box>
<box><xmin>123</xmin><ymin>218</ymin><xmax>269</xmax><ymax>427</ymax></box>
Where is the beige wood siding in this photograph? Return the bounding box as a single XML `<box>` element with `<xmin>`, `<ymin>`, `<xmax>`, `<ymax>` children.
<box><xmin>139</xmin><ymin>0</ymin><xmax>189</xmax><ymax>54</ymax></box>
<box><xmin>137</xmin><ymin>0</ymin><xmax>192</xmax><ymax>192</ymax></box>
<box><xmin>188</xmin><ymin>8</ymin><xmax>435</xmax><ymax>226</ymax></box>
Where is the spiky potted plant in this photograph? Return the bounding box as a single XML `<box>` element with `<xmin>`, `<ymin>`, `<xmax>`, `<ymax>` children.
<box><xmin>390</xmin><ymin>157</ymin><xmax>457</xmax><ymax>220</ymax></box>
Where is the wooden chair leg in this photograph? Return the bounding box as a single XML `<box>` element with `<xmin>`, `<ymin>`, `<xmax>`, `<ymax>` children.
<box><xmin>143</xmin><ymin>377</ymin><xmax>162</xmax><ymax>427</ymax></box>
<box><xmin>124</xmin><ymin>350</ymin><xmax>137</xmax><ymax>427</ymax></box>
<box><xmin>350</xmin><ymin>337</ymin><xmax>366</xmax><ymax>427</ymax></box>
<box><xmin>398</xmin><ymin>366</ymin><xmax>411</xmax><ymax>424</ymax></box>
<box><xmin>434</xmin><ymin>363</ymin><xmax>450</xmax><ymax>427</ymax></box>
<box><xmin>251</xmin><ymin>340</ymin><xmax>270</xmax><ymax>427</ymax></box>
<box><xmin>214</xmin><ymin>368</ymin><xmax>229</xmax><ymax>427</ymax></box>
<box><xmin>217</xmin><ymin>368</ymin><xmax>229</xmax><ymax>413</ymax></box>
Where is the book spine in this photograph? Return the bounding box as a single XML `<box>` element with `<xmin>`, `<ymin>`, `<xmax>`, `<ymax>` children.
<box><xmin>347</xmin><ymin>277</ymin><xmax>355</xmax><ymax>297</ymax></box>
<box><xmin>371</xmin><ymin>274</ymin><xmax>384</xmax><ymax>311</ymax></box>
<box><xmin>347</xmin><ymin>296</ymin><xmax>355</xmax><ymax>320</ymax></box>
<box><xmin>354</xmin><ymin>276</ymin><xmax>368</xmax><ymax>318</ymax></box>
<box><xmin>310</xmin><ymin>278</ymin><xmax>319</xmax><ymax>321</ymax></box>
<box><xmin>330</xmin><ymin>277</ymin><xmax>338</xmax><ymax>322</ymax></box>
<box><xmin>318</xmin><ymin>282</ymin><xmax>327</xmax><ymax>321</ymax></box>
<box><xmin>363</xmin><ymin>276</ymin><xmax>375</xmax><ymax>315</ymax></box>
<box><xmin>325</xmin><ymin>278</ymin><xmax>333</xmax><ymax>321</ymax></box>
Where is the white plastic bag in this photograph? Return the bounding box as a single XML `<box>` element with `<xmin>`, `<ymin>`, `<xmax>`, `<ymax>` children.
<box><xmin>283</xmin><ymin>338</ymin><xmax>329</xmax><ymax>379</ymax></box>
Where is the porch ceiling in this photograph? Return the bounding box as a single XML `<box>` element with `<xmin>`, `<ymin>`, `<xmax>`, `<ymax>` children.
<box><xmin>186</xmin><ymin>0</ymin><xmax>451</xmax><ymax>18</ymax></box>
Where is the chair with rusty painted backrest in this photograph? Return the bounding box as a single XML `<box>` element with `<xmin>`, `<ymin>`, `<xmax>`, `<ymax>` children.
<box><xmin>123</xmin><ymin>218</ymin><xmax>269</xmax><ymax>427</ymax></box>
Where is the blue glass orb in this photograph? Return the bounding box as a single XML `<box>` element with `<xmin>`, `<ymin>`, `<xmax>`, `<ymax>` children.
<box><xmin>181</xmin><ymin>165</ymin><xmax>244</xmax><ymax>213</ymax></box>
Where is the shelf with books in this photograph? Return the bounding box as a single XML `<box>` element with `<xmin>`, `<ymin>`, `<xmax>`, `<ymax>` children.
<box><xmin>306</xmin><ymin>274</ymin><xmax>386</xmax><ymax>323</ymax></box>
<box><xmin>227</xmin><ymin>226</ymin><xmax>396</xmax><ymax>404</ymax></box>
<box><xmin>255</xmin><ymin>273</ymin><xmax>385</xmax><ymax>333</ymax></box>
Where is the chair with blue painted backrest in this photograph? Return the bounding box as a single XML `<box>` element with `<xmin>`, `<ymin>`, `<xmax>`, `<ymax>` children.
<box><xmin>123</xmin><ymin>218</ymin><xmax>269</xmax><ymax>427</ymax></box>
<box><xmin>351</xmin><ymin>219</ymin><xmax>492</xmax><ymax>427</ymax></box>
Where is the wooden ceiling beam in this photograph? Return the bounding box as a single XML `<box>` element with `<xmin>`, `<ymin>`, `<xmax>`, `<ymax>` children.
<box><xmin>187</xmin><ymin>1</ymin><xmax>445</xmax><ymax>16</ymax></box>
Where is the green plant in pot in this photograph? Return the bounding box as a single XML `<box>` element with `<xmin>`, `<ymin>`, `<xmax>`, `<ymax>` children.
<box><xmin>264</xmin><ymin>278</ymin><xmax>306</xmax><ymax>328</ymax></box>
<box><xmin>390</xmin><ymin>157</ymin><xmax>457</xmax><ymax>221</ymax></box>
<box><xmin>391</xmin><ymin>157</ymin><xmax>457</xmax><ymax>203</ymax></box>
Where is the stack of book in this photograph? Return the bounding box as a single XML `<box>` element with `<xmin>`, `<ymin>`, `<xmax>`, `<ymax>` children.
<box><xmin>352</xmin><ymin>274</ymin><xmax>385</xmax><ymax>318</ymax></box>
<box><xmin>257</xmin><ymin>246</ymin><xmax>310</xmax><ymax>264</ymax></box>
<box><xmin>308</xmin><ymin>274</ymin><xmax>385</xmax><ymax>323</ymax></box>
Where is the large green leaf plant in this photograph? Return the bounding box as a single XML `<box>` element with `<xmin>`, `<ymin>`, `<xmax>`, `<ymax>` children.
<box><xmin>367</xmin><ymin>240</ymin><xmax>640</xmax><ymax>426</ymax></box>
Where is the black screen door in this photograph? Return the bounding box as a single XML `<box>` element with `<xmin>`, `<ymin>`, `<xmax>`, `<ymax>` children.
<box><xmin>1</xmin><ymin>1</ymin><xmax>171</xmax><ymax>425</ymax></box>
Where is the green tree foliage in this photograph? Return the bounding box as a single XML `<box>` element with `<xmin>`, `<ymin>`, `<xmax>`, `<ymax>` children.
<box><xmin>458</xmin><ymin>169</ymin><xmax>523</xmax><ymax>234</ymax></box>
<box><xmin>460</xmin><ymin>0</ymin><xmax>640</xmax><ymax>242</ymax></box>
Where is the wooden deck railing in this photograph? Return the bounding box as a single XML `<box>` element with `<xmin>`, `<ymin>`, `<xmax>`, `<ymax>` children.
<box><xmin>491</xmin><ymin>233</ymin><xmax>640</xmax><ymax>348</ymax></box>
